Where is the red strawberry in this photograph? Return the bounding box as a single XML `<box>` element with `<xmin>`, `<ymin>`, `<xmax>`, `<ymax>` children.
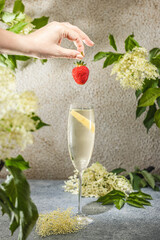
<box><xmin>72</xmin><ymin>61</ymin><xmax>89</xmax><ymax>85</ymax></box>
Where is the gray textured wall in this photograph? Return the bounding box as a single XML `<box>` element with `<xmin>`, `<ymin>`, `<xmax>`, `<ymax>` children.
<box><xmin>1</xmin><ymin>0</ymin><xmax>160</xmax><ymax>179</ymax></box>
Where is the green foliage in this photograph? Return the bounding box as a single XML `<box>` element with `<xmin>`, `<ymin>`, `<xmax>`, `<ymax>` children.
<box><xmin>103</xmin><ymin>53</ymin><xmax>123</xmax><ymax>68</ymax></box>
<box><xmin>94</xmin><ymin>33</ymin><xmax>160</xmax><ymax>132</ymax></box>
<box><xmin>108</xmin><ymin>34</ymin><xmax>117</xmax><ymax>51</ymax></box>
<box><xmin>97</xmin><ymin>189</ymin><xmax>152</xmax><ymax>210</ymax></box>
<box><xmin>138</xmin><ymin>88</ymin><xmax>160</xmax><ymax>107</ymax></box>
<box><xmin>31</xmin><ymin>114</ymin><xmax>50</xmax><ymax>130</ymax></box>
<box><xmin>111</xmin><ymin>168</ymin><xmax>126</xmax><ymax>175</ymax></box>
<box><xmin>111</xmin><ymin>166</ymin><xmax>160</xmax><ymax>191</ymax></box>
<box><xmin>94</xmin><ymin>52</ymin><xmax>109</xmax><ymax>61</ymax></box>
<box><xmin>0</xmin><ymin>156</ymin><xmax>38</xmax><ymax>240</ymax></box>
<box><xmin>32</xmin><ymin>16</ymin><xmax>49</xmax><ymax>29</ymax></box>
<box><xmin>149</xmin><ymin>48</ymin><xmax>160</xmax><ymax>74</ymax></box>
<box><xmin>5</xmin><ymin>155</ymin><xmax>30</xmax><ymax>170</ymax></box>
<box><xmin>136</xmin><ymin>106</ymin><xmax>146</xmax><ymax>118</ymax></box>
<box><xmin>154</xmin><ymin>109</ymin><xmax>160</xmax><ymax>128</ymax></box>
<box><xmin>9</xmin><ymin>22</ymin><xmax>28</xmax><ymax>33</ymax></box>
<box><xmin>0</xmin><ymin>0</ymin><xmax>5</xmax><ymax>13</ymax></box>
<box><xmin>124</xmin><ymin>33</ymin><xmax>140</xmax><ymax>52</ymax></box>
<box><xmin>143</xmin><ymin>104</ymin><xmax>157</xmax><ymax>132</ymax></box>
<box><xmin>13</xmin><ymin>0</ymin><xmax>25</xmax><ymax>13</ymax></box>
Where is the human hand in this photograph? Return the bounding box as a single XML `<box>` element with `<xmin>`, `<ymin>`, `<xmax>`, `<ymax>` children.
<box><xmin>24</xmin><ymin>21</ymin><xmax>94</xmax><ymax>59</ymax></box>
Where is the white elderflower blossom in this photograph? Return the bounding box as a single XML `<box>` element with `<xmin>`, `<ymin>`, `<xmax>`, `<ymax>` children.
<box><xmin>64</xmin><ymin>162</ymin><xmax>132</xmax><ymax>198</ymax></box>
<box><xmin>111</xmin><ymin>47</ymin><xmax>159</xmax><ymax>90</ymax></box>
<box><xmin>0</xmin><ymin>66</ymin><xmax>15</xmax><ymax>94</ymax></box>
<box><xmin>0</xmin><ymin>66</ymin><xmax>38</xmax><ymax>159</ymax></box>
<box><xmin>20</xmin><ymin>15</ymin><xmax>35</xmax><ymax>35</ymax></box>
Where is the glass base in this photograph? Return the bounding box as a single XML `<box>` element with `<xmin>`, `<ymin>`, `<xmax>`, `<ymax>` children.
<box><xmin>76</xmin><ymin>213</ymin><xmax>93</xmax><ymax>225</ymax></box>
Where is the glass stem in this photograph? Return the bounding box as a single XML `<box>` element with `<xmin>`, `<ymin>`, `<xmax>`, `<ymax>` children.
<box><xmin>78</xmin><ymin>171</ymin><xmax>83</xmax><ymax>214</ymax></box>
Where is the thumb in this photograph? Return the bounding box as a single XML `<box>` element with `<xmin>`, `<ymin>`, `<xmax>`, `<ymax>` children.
<box><xmin>55</xmin><ymin>45</ymin><xmax>83</xmax><ymax>59</ymax></box>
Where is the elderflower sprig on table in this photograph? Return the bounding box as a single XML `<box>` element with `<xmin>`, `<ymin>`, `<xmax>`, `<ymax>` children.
<box><xmin>94</xmin><ymin>34</ymin><xmax>160</xmax><ymax>132</ymax></box>
<box><xmin>36</xmin><ymin>208</ymin><xmax>86</xmax><ymax>237</ymax></box>
<box><xmin>64</xmin><ymin>162</ymin><xmax>132</xmax><ymax>198</ymax></box>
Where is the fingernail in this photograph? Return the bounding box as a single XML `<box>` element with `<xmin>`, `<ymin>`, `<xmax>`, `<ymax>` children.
<box><xmin>91</xmin><ymin>41</ymin><xmax>94</xmax><ymax>45</ymax></box>
<box><xmin>76</xmin><ymin>54</ymin><xmax>83</xmax><ymax>59</ymax></box>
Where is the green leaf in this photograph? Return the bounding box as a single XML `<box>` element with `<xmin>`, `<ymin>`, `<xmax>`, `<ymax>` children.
<box><xmin>149</xmin><ymin>48</ymin><xmax>160</xmax><ymax>61</ymax></box>
<box><xmin>0</xmin><ymin>54</ymin><xmax>7</xmax><ymax>67</ymax></box>
<box><xmin>93</xmin><ymin>52</ymin><xmax>109</xmax><ymax>61</ymax></box>
<box><xmin>149</xmin><ymin>48</ymin><xmax>160</xmax><ymax>73</ymax></box>
<box><xmin>136</xmin><ymin>106</ymin><xmax>146</xmax><ymax>118</ymax></box>
<box><xmin>131</xmin><ymin>173</ymin><xmax>142</xmax><ymax>190</ymax></box>
<box><xmin>138</xmin><ymin>88</ymin><xmax>160</xmax><ymax>107</ymax></box>
<box><xmin>111</xmin><ymin>168</ymin><xmax>126</xmax><ymax>175</ymax></box>
<box><xmin>31</xmin><ymin>16</ymin><xmax>49</xmax><ymax>29</ymax></box>
<box><xmin>125</xmin><ymin>34</ymin><xmax>140</xmax><ymax>52</ymax></box>
<box><xmin>0</xmin><ymin>0</ymin><xmax>5</xmax><ymax>13</ymax></box>
<box><xmin>157</xmin><ymin>96</ymin><xmax>160</xmax><ymax>107</ymax></box>
<box><xmin>40</xmin><ymin>59</ymin><xmax>47</xmax><ymax>64</ymax></box>
<box><xmin>0</xmin><ymin>160</ymin><xmax>5</xmax><ymax>171</ymax></box>
<box><xmin>154</xmin><ymin>109</ymin><xmax>160</xmax><ymax>128</ymax></box>
<box><xmin>143</xmin><ymin>104</ymin><xmax>157</xmax><ymax>132</ymax></box>
<box><xmin>105</xmin><ymin>190</ymin><xmax>125</xmax><ymax>197</ymax></box>
<box><xmin>15</xmin><ymin>55</ymin><xmax>30</xmax><ymax>61</ymax></box>
<box><xmin>142</xmin><ymin>78</ymin><xmax>158</xmax><ymax>93</ymax></box>
<box><xmin>1</xmin><ymin>12</ymin><xmax>16</xmax><ymax>23</ymax></box>
<box><xmin>126</xmin><ymin>199</ymin><xmax>144</xmax><ymax>208</ymax></box>
<box><xmin>129</xmin><ymin>191</ymin><xmax>152</xmax><ymax>200</ymax></box>
<box><xmin>135</xmin><ymin>89</ymin><xmax>142</xmax><ymax>99</ymax></box>
<box><xmin>152</xmin><ymin>173</ymin><xmax>160</xmax><ymax>182</ymax></box>
<box><xmin>140</xmin><ymin>179</ymin><xmax>148</xmax><ymax>188</ymax></box>
<box><xmin>103</xmin><ymin>53</ymin><xmax>123</xmax><ymax>68</ymax></box>
<box><xmin>0</xmin><ymin>188</ymin><xmax>16</xmax><ymax>217</ymax></box>
<box><xmin>13</xmin><ymin>0</ymin><xmax>25</xmax><ymax>13</ymax></box>
<box><xmin>3</xmin><ymin>165</ymin><xmax>38</xmax><ymax>239</ymax></box>
<box><xmin>141</xmin><ymin>170</ymin><xmax>155</xmax><ymax>189</ymax></box>
<box><xmin>102</xmin><ymin>199</ymin><xmax>114</xmax><ymax>205</ymax></box>
<box><xmin>150</xmin><ymin>54</ymin><xmax>160</xmax><ymax>74</ymax></box>
<box><xmin>114</xmin><ymin>198</ymin><xmax>125</xmax><ymax>210</ymax></box>
<box><xmin>97</xmin><ymin>190</ymin><xmax>125</xmax><ymax>203</ymax></box>
<box><xmin>129</xmin><ymin>172</ymin><xmax>134</xmax><ymax>186</ymax></box>
<box><xmin>5</xmin><ymin>55</ymin><xmax>17</xmax><ymax>70</ymax></box>
<box><xmin>109</xmin><ymin>34</ymin><xmax>117</xmax><ymax>51</ymax></box>
<box><xmin>5</xmin><ymin>155</ymin><xmax>30</xmax><ymax>171</ymax></box>
<box><xmin>8</xmin><ymin>22</ymin><xmax>28</xmax><ymax>33</ymax></box>
<box><xmin>31</xmin><ymin>114</ymin><xmax>50</xmax><ymax>130</ymax></box>
<box><xmin>127</xmin><ymin>196</ymin><xmax>151</xmax><ymax>206</ymax></box>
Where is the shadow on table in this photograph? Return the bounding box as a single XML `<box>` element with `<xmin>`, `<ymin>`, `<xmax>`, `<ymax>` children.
<box><xmin>82</xmin><ymin>201</ymin><xmax>113</xmax><ymax>215</ymax></box>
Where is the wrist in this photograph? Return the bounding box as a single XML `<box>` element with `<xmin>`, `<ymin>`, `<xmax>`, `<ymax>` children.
<box><xmin>15</xmin><ymin>34</ymin><xmax>35</xmax><ymax>56</ymax></box>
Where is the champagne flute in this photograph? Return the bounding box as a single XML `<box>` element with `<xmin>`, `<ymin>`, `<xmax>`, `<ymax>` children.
<box><xmin>68</xmin><ymin>104</ymin><xmax>95</xmax><ymax>220</ymax></box>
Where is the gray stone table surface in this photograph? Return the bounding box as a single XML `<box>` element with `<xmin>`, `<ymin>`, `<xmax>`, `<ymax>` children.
<box><xmin>0</xmin><ymin>180</ymin><xmax>160</xmax><ymax>240</ymax></box>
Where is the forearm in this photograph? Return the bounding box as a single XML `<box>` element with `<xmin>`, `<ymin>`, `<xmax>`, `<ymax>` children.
<box><xmin>0</xmin><ymin>28</ymin><xmax>30</xmax><ymax>56</ymax></box>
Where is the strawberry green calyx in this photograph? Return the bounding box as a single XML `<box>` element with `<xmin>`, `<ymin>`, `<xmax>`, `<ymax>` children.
<box><xmin>74</xmin><ymin>61</ymin><xmax>87</xmax><ymax>67</ymax></box>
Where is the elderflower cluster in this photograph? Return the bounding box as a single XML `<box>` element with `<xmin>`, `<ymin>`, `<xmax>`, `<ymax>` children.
<box><xmin>0</xmin><ymin>66</ymin><xmax>38</xmax><ymax>159</ymax></box>
<box><xmin>36</xmin><ymin>208</ymin><xmax>86</xmax><ymax>237</ymax></box>
<box><xmin>20</xmin><ymin>15</ymin><xmax>35</xmax><ymax>35</ymax></box>
<box><xmin>111</xmin><ymin>47</ymin><xmax>159</xmax><ymax>90</ymax></box>
<box><xmin>64</xmin><ymin>162</ymin><xmax>132</xmax><ymax>198</ymax></box>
